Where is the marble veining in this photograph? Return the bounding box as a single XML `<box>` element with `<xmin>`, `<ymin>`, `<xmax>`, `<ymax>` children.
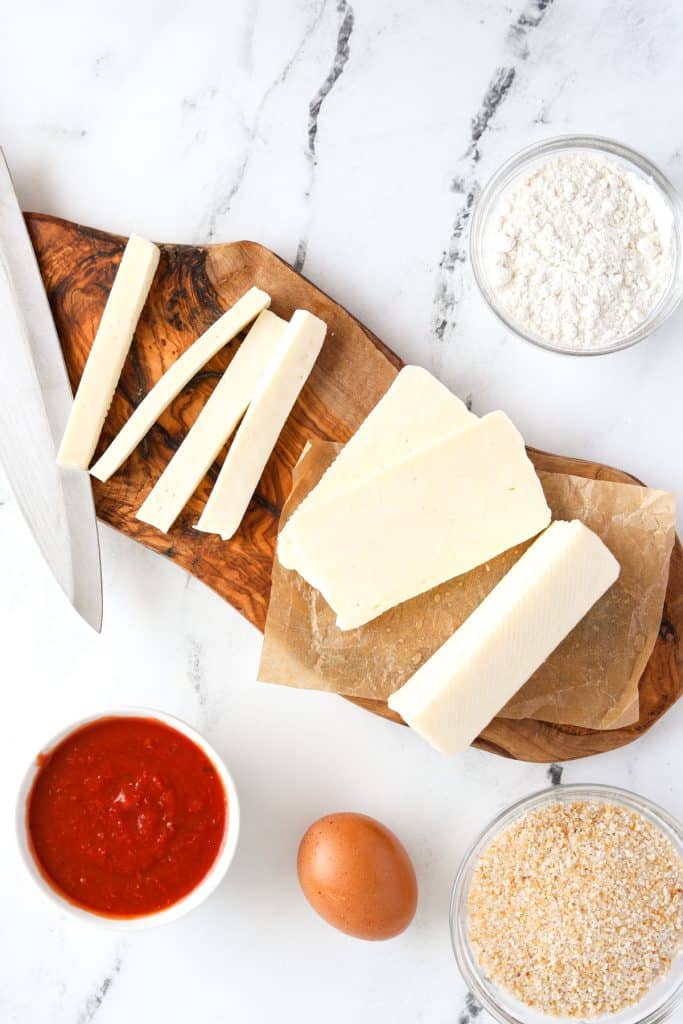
<box><xmin>431</xmin><ymin>0</ymin><xmax>556</xmax><ymax>363</ymax></box>
<box><xmin>507</xmin><ymin>0</ymin><xmax>556</xmax><ymax>60</ymax></box>
<box><xmin>458</xmin><ymin>992</ymin><xmax>484</xmax><ymax>1024</ymax></box>
<box><xmin>202</xmin><ymin>2</ymin><xmax>328</xmax><ymax>243</ymax></box>
<box><xmin>186</xmin><ymin>636</ymin><xmax>207</xmax><ymax>709</ymax></box>
<box><xmin>295</xmin><ymin>0</ymin><xmax>355</xmax><ymax>271</ymax></box>
<box><xmin>75</xmin><ymin>956</ymin><xmax>122</xmax><ymax>1024</ymax></box>
<box><xmin>1</xmin><ymin>1</ymin><xmax>683</xmax><ymax>1022</ymax></box>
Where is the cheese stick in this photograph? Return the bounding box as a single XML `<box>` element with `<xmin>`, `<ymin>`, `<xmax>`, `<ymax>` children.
<box><xmin>278</xmin><ymin>365</ymin><xmax>476</xmax><ymax>568</ymax></box>
<box><xmin>286</xmin><ymin>411</ymin><xmax>551</xmax><ymax>630</ymax></box>
<box><xmin>137</xmin><ymin>310</ymin><xmax>288</xmax><ymax>533</ymax></box>
<box><xmin>90</xmin><ymin>286</ymin><xmax>270</xmax><ymax>481</ymax></box>
<box><xmin>388</xmin><ymin>521</ymin><xmax>620</xmax><ymax>755</ymax></box>
<box><xmin>57</xmin><ymin>234</ymin><xmax>160</xmax><ymax>469</ymax></box>
<box><xmin>196</xmin><ymin>309</ymin><xmax>326</xmax><ymax>540</ymax></box>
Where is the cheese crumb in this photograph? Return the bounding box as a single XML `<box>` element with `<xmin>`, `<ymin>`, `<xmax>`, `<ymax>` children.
<box><xmin>467</xmin><ymin>800</ymin><xmax>683</xmax><ymax>1018</ymax></box>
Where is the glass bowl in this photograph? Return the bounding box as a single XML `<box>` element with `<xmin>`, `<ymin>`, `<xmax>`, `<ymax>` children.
<box><xmin>469</xmin><ymin>135</ymin><xmax>683</xmax><ymax>355</ymax></box>
<box><xmin>450</xmin><ymin>784</ymin><xmax>683</xmax><ymax>1024</ymax></box>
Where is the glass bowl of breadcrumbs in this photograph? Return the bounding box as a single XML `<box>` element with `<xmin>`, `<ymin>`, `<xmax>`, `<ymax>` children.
<box><xmin>450</xmin><ymin>785</ymin><xmax>683</xmax><ymax>1023</ymax></box>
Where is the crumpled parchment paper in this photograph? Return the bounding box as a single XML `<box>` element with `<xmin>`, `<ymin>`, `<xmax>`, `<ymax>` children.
<box><xmin>258</xmin><ymin>441</ymin><xmax>675</xmax><ymax>730</ymax></box>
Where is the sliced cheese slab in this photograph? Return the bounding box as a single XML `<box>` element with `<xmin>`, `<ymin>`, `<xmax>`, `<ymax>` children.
<box><xmin>90</xmin><ymin>286</ymin><xmax>270</xmax><ymax>481</ymax></box>
<box><xmin>288</xmin><ymin>410</ymin><xmax>551</xmax><ymax>630</ymax></box>
<box><xmin>137</xmin><ymin>310</ymin><xmax>288</xmax><ymax>533</ymax></box>
<box><xmin>195</xmin><ymin>309</ymin><xmax>326</xmax><ymax>540</ymax></box>
<box><xmin>57</xmin><ymin>234</ymin><xmax>160</xmax><ymax>469</ymax></box>
<box><xmin>278</xmin><ymin>365</ymin><xmax>476</xmax><ymax>568</ymax></box>
<box><xmin>388</xmin><ymin>520</ymin><xmax>620</xmax><ymax>755</ymax></box>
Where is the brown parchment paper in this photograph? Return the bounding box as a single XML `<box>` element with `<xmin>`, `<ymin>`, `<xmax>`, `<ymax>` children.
<box><xmin>258</xmin><ymin>442</ymin><xmax>676</xmax><ymax>730</ymax></box>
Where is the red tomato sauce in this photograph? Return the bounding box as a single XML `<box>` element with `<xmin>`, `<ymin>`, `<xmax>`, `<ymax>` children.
<box><xmin>27</xmin><ymin>716</ymin><xmax>227</xmax><ymax>917</ymax></box>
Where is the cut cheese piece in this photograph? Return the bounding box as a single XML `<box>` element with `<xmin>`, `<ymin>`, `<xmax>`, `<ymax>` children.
<box><xmin>90</xmin><ymin>286</ymin><xmax>270</xmax><ymax>481</ymax></box>
<box><xmin>137</xmin><ymin>310</ymin><xmax>288</xmax><ymax>533</ymax></box>
<box><xmin>388</xmin><ymin>520</ymin><xmax>620</xmax><ymax>755</ymax></box>
<box><xmin>278</xmin><ymin>365</ymin><xmax>476</xmax><ymax>568</ymax></box>
<box><xmin>288</xmin><ymin>410</ymin><xmax>551</xmax><ymax>630</ymax></box>
<box><xmin>57</xmin><ymin>234</ymin><xmax>160</xmax><ymax>469</ymax></box>
<box><xmin>195</xmin><ymin>309</ymin><xmax>326</xmax><ymax>540</ymax></box>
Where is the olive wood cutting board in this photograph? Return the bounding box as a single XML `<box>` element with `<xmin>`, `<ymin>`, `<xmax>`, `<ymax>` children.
<box><xmin>26</xmin><ymin>213</ymin><xmax>683</xmax><ymax>763</ymax></box>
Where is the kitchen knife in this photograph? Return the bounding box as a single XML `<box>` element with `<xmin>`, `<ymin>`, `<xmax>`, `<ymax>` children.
<box><xmin>0</xmin><ymin>149</ymin><xmax>102</xmax><ymax>631</ymax></box>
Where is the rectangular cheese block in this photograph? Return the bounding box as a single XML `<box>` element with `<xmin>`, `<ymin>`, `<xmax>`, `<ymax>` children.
<box><xmin>287</xmin><ymin>410</ymin><xmax>551</xmax><ymax>630</ymax></box>
<box><xmin>136</xmin><ymin>310</ymin><xmax>288</xmax><ymax>533</ymax></box>
<box><xmin>278</xmin><ymin>365</ymin><xmax>476</xmax><ymax>568</ymax></box>
<box><xmin>57</xmin><ymin>234</ymin><xmax>160</xmax><ymax>469</ymax></box>
<box><xmin>90</xmin><ymin>286</ymin><xmax>270</xmax><ymax>481</ymax></box>
<box><xmin>388</xmin><ymin>520</ymin><xmax>620</xmax><ymax>755</ymax></box>
<box><xmin>195</xmin><ymin>309</ymin><xmax>326</xmax><ymax>540</ymax></box>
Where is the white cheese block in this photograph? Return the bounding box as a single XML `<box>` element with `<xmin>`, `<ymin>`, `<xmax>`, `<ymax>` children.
<box><xmin>388</xmin><ymin>520</ymin><xmax>620</xmax><ymax>755</ymax></box>
<box><xmin>90</xmin><ymin>286</ymin><xmax>270</xmax><ymax>481</ymax></box>
<box><xmin>287</xmin><ymin>410</ymin><xmax>551</xmax><ymax>630</ymax></box>
<box><xmin>195</xmin><ymin>309</ymin><xmax>326</xmax><ymax>540</ymax></box>
<box><xmin>57</xmin><ymin>234</ymin><xmax>160</xmax><ymax>469</ymax></box>
<box><xmin>136</xmin><ymin>310</ymin><xmax>288</xmax><ymax>533</ymax></box>
<box><xmin>278</xmin><ymin>365</ymin><xmax>476</xmax><ymax>568</ymax></box>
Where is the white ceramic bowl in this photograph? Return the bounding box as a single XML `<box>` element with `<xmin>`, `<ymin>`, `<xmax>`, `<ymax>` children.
<box><xmin>16</xmin><ymin>707</ymin><xmax>240</xmax><ymax>929</ymax></box>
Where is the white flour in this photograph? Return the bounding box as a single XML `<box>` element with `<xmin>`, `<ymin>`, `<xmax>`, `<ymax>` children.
<box><xmin>485</xmin><ymin>152</ymin><xmax>674</xmax><ymax>350</ymax></box>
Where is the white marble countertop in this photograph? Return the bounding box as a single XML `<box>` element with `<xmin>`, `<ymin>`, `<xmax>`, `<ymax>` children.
<box><xmin>2</xmin><ymin>1</ymin><xmax>683</xmax><ymax>1021</ymax></box>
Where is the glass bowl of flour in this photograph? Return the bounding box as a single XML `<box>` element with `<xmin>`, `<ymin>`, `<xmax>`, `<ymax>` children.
<box><xmin>470</xmin><ymin>135</ymin><xmax>683</xmax><ymax>355</ymax></box>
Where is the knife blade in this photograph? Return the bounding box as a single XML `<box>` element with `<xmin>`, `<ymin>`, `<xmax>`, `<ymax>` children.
<box><xmin>0</xmin><ymin>149</ymin><xmax>102</xmax><ymax>631</ymax></box>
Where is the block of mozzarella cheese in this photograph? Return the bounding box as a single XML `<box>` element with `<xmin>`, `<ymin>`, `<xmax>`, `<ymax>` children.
<box><xmin>388</xmin><ymin>520</ymin><xmax>620</xmax><ymax>755</ymax></box>
<box><xmin>57</xmin><ymin>234</ymin><xmax>160</xmax><ymax>469</ymax></box>
<box><xmin>195</xmin><ymin>309</ymin><xmax>326</xmax><ymax>540</ymax></box>
<box><xmin>278</xmin><ymin>365</ymin><xmax>476</xmax><ymax>568</ymax></box>
<box><xmin>90</xmin><ymin>286</ymin><xmax>270</xmax><ymax>481</ymax></box>
<box><xmin>287</xmin><ymin>410</ymin><xmax>551</xmax><ymax>630</ymax></box>
<box><xmin>136</xmin><ymin>310</ymin><xmax>288</xmax><ymax>533</ymax></box>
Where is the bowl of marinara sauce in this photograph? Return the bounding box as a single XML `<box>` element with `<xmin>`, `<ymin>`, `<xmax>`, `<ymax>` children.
<box><xmin>16</xmin><ymin>708</ymin><xmax>240</xmax><ymax>927</ymax></box>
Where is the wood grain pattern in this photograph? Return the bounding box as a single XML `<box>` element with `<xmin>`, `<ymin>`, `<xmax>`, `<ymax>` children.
<box><xmin>26</xmin><ymin>213</ymin><xmax>682</xmax><ymax>763</ymax></box>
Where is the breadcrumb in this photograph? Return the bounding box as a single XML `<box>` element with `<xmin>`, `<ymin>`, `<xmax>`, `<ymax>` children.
<box><xmin>467</xmin><ymin>801</ymin><xmax>683</xmax><ymax>1018</ymax></box>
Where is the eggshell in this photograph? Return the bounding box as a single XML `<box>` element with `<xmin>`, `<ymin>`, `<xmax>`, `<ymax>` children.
<box><xmin>297</xmin><ymin>812</ymin><xmax>418</xmax><ymax>940</ymax></box>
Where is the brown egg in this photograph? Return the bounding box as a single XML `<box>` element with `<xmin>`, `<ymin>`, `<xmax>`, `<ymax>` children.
<box><xmin>297</xmin><ymin>812</ymin><xmax>418</xmax><ymax>940</ymax></box>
